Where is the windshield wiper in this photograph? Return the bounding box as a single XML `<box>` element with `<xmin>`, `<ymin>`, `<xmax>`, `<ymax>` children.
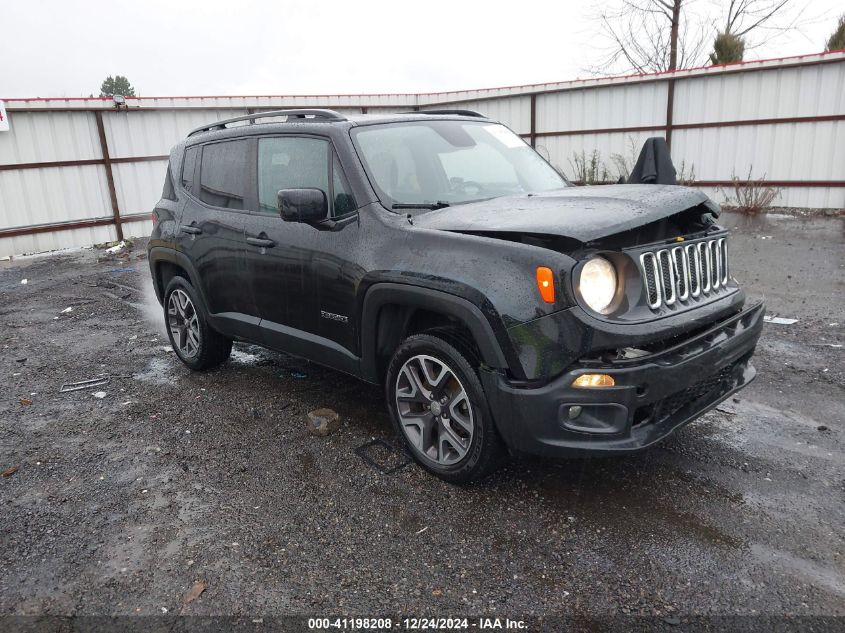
<box><xmin>391</xmin><ymin>201</ymin><xmax>451</xmax><ymax>210</ymax></box>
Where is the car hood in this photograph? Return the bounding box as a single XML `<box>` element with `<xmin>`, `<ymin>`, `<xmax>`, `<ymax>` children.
<box><xmin>412</xmin><ymin>184</ymin><xmax>718</xmax><ymax>243</ymax></box>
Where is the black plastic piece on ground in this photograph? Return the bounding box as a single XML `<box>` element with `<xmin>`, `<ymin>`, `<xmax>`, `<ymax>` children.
<box><xmin>354</xmin><ymin>439</ymin><xmax>412</xmax><ymax>475</ymax></box>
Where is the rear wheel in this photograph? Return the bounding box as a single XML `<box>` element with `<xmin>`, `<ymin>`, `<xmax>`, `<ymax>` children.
<box><xmin>164</xmin><ymin>276</ymin><xmax>232</xmax><ymax>371</ymax></box>
<box><xmin>385</xmin><ymin>334</ymin><xmax>505</xmax><ymax>483</ymax></box>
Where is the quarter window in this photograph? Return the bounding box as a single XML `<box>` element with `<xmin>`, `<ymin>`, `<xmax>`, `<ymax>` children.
<box><xmin>332</xmin><ymin>153</ymin><xmax>356</xmax><ymax>217</ymax></box>
<box><xmin>181</xmin><ymin>146</ymin><xmax>199</xmax><ymax>192</ymax></box>
<box><xmin>198</xmin><ymin>140</ymin><xmax>249</xmax><ymax>209</ymax></box>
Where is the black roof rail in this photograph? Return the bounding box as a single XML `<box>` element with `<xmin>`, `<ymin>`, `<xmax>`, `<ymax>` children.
<box><xmin>416</xmin><ymin>109</ymin><xmax>486</xmax><ymax>118</ymax></box>
<box><xmin>188</xmin><ymin>108</ymin><xmax>347</xmax><ymax>137</ymax></box>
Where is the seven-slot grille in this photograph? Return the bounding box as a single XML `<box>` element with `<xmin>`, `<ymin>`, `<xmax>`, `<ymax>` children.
<box><xmin>639</xmin><ymin>237</ymin><xmax>729</xmax><ymax>310</ymax></box>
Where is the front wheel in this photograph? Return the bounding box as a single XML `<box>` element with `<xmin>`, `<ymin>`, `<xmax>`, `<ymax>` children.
<box><xmin>163</xmin><ymin>276</ymin><xmax>232</xmax><ymax>371</ymax></box>
<box><xmin>385</xmin><ymin>334</ymin><xmax>505</xmax><ymax>483</ymax></box>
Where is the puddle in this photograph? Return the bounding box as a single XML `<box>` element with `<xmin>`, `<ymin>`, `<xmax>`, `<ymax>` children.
<box><xmin>532</xmin><ymin>463</ymin><xmax>743</xmax><ymax>549</ymax></box>
<box><xmin>751</xmin><ymin>544</ymin><xmax>845</xmax><ymax>597</ymax></box>
<box><xmin>134</xmin><ymin>356</ymin><xmax>176</xmax><ymax>386</ymax></box>
<box><xmin>230</xmin><ymin>349</ymin><xmax>262</xmax><ymax>366</ymax></box>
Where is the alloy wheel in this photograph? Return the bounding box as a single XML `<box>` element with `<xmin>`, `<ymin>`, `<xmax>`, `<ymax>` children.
<box><xmin>167</xmin><ymin>288</ymin><xmax>201</xmax><ymax>358</ymax></box>
<box><xmin>394</xmin><ymin>354</ymin><xmax>475</xmax><ymax>466</ymax></box>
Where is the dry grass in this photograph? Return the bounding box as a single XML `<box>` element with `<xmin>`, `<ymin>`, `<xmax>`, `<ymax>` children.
<box><xmin>721</xmin><ymin>168</ymin><xmax>781</xmax><ymax>215</ymax></box>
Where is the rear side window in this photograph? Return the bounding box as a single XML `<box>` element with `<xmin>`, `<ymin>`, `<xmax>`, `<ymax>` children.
<box><xmin>198</xmin><ymin>140</ymin><xmax>249</xmax><ymax>210</ymax></box>
<box><xmin>181</xmin><ymin>146</ymin><xmax>199</xmax><ymax>192</ymax></box>
<box><xmin>161</xmin><ymin>162</ymin><xmax>177</xmax><ymax>201</ymax></box>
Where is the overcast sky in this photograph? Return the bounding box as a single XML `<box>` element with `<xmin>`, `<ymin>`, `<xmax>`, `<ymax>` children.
<box><xmin>1</xmin><ymin>0</ymin><xmax>841</xmax><ymax>98</ymax></box>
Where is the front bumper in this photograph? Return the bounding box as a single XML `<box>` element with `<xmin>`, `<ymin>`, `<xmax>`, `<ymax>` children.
<box><xmin>479</xmin><ymin>301</ymin><xmax>765</xmax><ymax>457</ymax></box>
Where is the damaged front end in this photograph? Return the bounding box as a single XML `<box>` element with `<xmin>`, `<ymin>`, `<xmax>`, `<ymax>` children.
<box><xmin>480</xmin><ymin>300</ymin><xmax>763</xmax><ymax>457</ymax></box>
<box><xmin>435</xmin><ymin>184</ymin><xmax>765</xmax><ymax>457</ymax></box>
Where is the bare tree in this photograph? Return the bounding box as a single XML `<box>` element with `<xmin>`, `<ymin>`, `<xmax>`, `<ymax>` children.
<box><xmin>591</xmin><ymin>0</ymin><xmax>809</xmax><ymax>75</ymax></box>
<box><xmin>717</xmin><ymin>0</ymin><xmax>801</xmax><ymax>51</ymax></box>
<box><xmin>591</xmin><ymin>0</ymin><xmax>711</xmax><ymax>73</ymax></box>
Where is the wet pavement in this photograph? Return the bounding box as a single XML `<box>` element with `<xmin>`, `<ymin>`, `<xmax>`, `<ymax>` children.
<box><xmin>0</xmin><ymin>212</ymin><xmax>843</xmax><ymax>624</ymax></box>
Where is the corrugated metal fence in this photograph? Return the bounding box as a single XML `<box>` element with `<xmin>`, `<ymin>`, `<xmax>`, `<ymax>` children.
<box><xmin>1</xmin><ymin>51</ymin><xmax>843</xmax><ymax>258</ymax></box>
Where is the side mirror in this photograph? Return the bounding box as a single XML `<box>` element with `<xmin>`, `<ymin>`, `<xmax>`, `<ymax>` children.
<box><xmin>278</xmin><ymin>188</ymin><xmax>328</xmax><ymax>223</ymax></box>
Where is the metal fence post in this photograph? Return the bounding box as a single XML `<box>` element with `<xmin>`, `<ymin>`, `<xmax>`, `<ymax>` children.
<box><xmin>665</xmin><ymin>76</ymin><xmax>676</xmax><ymax>151</ymax></box>
<box><xmin>94</xmin><ymin>110</ymin><xmax>123</xmax><ymax>241</ymax></box>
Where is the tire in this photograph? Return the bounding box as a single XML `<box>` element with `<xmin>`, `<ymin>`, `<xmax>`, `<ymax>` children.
<box><xmin>385</xmin><ymin>333</ymin><xmax>505</xmax><ymax>483</ymax></box>
<box><xmin>163</xmin><ymin>276</ymin><xmax>232</xmax><ymax>371</ymax></box>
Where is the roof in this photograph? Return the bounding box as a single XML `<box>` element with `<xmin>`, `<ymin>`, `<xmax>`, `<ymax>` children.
<box><xmin>185</xmin><ymin>109</ymin><xmax>491</xmax><ymax>141</ymax></box>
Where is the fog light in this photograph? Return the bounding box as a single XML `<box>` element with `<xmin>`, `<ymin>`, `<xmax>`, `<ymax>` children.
<box><xmin>568</xmin><ymin>405</ymin><xmax>582</xmax><ymax>420</ymax></box>
<box><xmin>572</xmin><ymin>374</ymin><xmax>616</xmax><ymax>388</ymax></box>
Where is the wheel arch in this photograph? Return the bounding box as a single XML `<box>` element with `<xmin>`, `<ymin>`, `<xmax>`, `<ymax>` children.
<box><xmin>148</xmin><ymin>247</ymin><xmax>209</xmax><ymax>312</ymax></box>
<box><xmin>360</xmin><ymin>283</ymin><xmax>512</xmax><ymax>384</ymax></box>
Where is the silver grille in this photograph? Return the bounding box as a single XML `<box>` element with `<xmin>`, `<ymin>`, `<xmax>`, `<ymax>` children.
<box><xmin>640</xmin><ymin>237</ymin><xmax>729</xmax><ymax>310</ymax></box>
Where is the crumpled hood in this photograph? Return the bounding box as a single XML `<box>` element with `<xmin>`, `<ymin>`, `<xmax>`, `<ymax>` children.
<box><xmin>412</xmin><ymin>184</ymin><xmax>718</xmax><ymax>243</ymax></box>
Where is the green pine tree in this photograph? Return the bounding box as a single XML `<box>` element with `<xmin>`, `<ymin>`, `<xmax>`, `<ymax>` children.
<box><xmin>99</xmin><ymin>75</ymin><xmax>136</xmax><ymax>97</ymax></box>
<box><xmin>826</xmin><ymin>15</ymin><xmax>845</xmax><ymax>51</ymax></box>
<box><xmin>710</xmin><ymin>32</ymin><xmax>745</xmax><ymax>65</ymax></box>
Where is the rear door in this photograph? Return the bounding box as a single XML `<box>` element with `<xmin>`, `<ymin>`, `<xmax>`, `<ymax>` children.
<box><xmin>176</xmin><ymin>139</ymin><xmax>258</xmax><ymax>339</ymax></box>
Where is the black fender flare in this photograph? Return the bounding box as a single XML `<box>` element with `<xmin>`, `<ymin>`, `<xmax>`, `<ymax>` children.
<box><xmin>359</xmin><ymin>283</ymin><xmax>511</xmax><ymax>383</ymax></box>
<box><xmin>147</xmin><ymin>247</ymin><xmax>210</xmax><ymax>313</ymax></box>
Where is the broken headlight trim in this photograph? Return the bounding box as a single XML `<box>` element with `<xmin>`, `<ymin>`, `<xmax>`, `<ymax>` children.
<box><xmin>578</xmin><ymin>256</ymin><xmax>618</xmax><ymax>314</ymax></box>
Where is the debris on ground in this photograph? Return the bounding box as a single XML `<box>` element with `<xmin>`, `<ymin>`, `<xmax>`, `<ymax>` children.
<box><xmin>19</xmin><ymin>398</ymin><xmax>33</xmax><ymax>406</ymax></box>
<box><xmin>106</xmin><ymin>240</ymin><xmax>130</xmax><ymax>254</ymax></box>
<box><xmin>60</xmin><ymin>307</ymin><xmax>73</xmax><ymax>314</ymax></box>
<box><xmin>716</xmin><ymin>405</ymin><xmax>737</xmax><ymax>416</ymax></box>
<box><xmin>290</xmin><ymin>371</ymin><xmax>308</xmax><ymax>379</ymax></box>
<box><xmin>2</xmin><ymin>466</ymin><xmax>19</xmax><ymax>477</ymax></box>
<box><xmin>92</xmin><ymin>391</ymin><xmax>107</xmax><ymax>399</ymax></box>
<box><xmin>306</xmin><ymin>408</ymin><xmax>341</xmax><ymax>437</ymax></box>
<box><xmin>183</xmin><ymin>580</ymin><xmax>208</xmax><ymax>604</ymax></box>
<box><xmin>808</xmin><ymin>343</ymin><xmax>842</xmax><ymax>349</ymax></box>
<box><xmin>20</xmin><ymin>278</ymin><xmax>28</xmax><ymax>285</ymax></box>
<box><xmin>110</xmin><ymin>267</ymin><xmax>136</xmax><ymax>273</ymax></box>
<box><xmin>60</xmin><ymin>377</ymin><xmax>111</xmax><ymax>393</ymax></box>
<box><xmin>817</xmin><ymin>425</ymin><xmax>829</xmax><ymax>432</ymax></box>
<box><xmin>763</xmin><ymin>315</ymin><xmax>798</xmax><ymax>325</ymax></box>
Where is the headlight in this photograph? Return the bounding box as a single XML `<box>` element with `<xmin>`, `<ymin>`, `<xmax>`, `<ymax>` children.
<box><xmin>579</xmin><ymin>256</ymin><xmax>617</xmax><ymax>313</ymax></box>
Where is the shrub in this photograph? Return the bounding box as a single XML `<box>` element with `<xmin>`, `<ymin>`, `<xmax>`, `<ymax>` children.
<box><xmin>569</xmin><ymin>149</ymin><xmax>611</xmax><ymax>185</ymax></box>
<box><xmin>720</xmin><ymin>167</ymin><xmax>780</xmax><ymax>215</ymax></box>
<box><xmin>610</xmin><ymin>136</ymin><xmax>639</xmax><ymax>182</ymax></box>
<box><xmin>677</xmin><ymin>160</ymin><xmax>697</xmax><ymax>187</ymax></box>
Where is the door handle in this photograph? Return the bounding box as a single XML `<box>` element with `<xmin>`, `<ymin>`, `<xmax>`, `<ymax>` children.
<box><xmin>247</xmin><ymin>236</ymin><xmax>276</xmax><ymax>248</ymax></box>
<box><xmin>180</xmin><ymin>224</ymin><xmax>202</xmax><ymax>235</ymax></box>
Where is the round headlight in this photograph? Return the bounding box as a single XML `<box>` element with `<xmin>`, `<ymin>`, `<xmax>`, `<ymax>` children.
<box><xmin>579</xmin><ymin>257</ymin><xmax>618</xmax><ymax>313</ymax></box>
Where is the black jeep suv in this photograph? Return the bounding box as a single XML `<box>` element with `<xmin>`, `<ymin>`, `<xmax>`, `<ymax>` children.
<box><xmin>148</xmin><ymin>109</ymin><xmax>764</xmax><ymax>482</ymax></box>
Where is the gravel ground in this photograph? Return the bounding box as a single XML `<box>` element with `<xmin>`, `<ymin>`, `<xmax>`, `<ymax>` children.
<box><xmin>1</xmin><ymin>212</ymin><xmax>843</xmax><ymax>629</ymax></box>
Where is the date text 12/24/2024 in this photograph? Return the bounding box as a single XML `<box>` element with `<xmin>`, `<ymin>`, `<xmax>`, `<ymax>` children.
<box><xmin>308</xmin><ymin>618</ymin><xmax>528</xmax><ymax>630</ymax></box>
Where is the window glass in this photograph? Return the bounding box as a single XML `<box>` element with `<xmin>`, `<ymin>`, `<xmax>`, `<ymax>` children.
<box><xmin>181</xmin><ymin>146</ymin><xmax>199</xmax><ymax>192</ymax></box>
<box><xmin>198</xmin><ymin>140</ymin><xmax>249</xmax><ymax>209</ymax></box>
<box><xmin>258</xmin><ymin>137</ymin><xmax>329</xmax><ymax>215</ymax></box>
<box><xmin>161</xmin><ymin>162</ymin><xmax>177</xmax><ymax>201</ymax></box>
<box><xmin>332</xmin><ymin>154</ymin><xmax>356</xmax><ymax>217</ymax></box>
<box><xmin>352</xmin><ymin>121</ymin><xmax>566</xmax><ymax>209</ymax></box>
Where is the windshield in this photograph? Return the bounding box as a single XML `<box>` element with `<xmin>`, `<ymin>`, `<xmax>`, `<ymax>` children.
<box><xmin>351</xmin><ymin>120</ymin><xmax>567</xmax><ymax>209</ymax></box>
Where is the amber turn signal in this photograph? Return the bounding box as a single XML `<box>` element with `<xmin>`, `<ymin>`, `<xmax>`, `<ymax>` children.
<box><xmin>572</xmin><ymin>373</ymin><xmax>616</xmax><ymax>388</ymax></box>
<box><xmin>536</xmin><ymin>267</ymin><xmax>555</xmax><ymax>303</ymax></box>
